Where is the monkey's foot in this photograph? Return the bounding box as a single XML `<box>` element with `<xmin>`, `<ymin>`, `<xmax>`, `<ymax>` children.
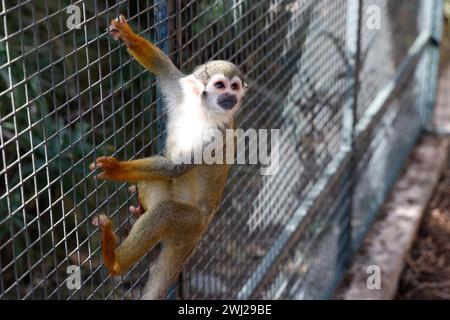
<box><xmin>109</xmin><ymin>15</ymin><xmax>134</xmax><ymax>46</ymax></box>
<box><xmin>129</xmin><ymin>205</ymin><xmax>144</xmax><ymax>218</ymax></box>
<box><xmin>90</xmin><ymin>156</ymin><xmax>123</xmax><ymax>181</ymax></box>
<box><xmin>92</xmin><ymin>214</ymin><xmax>112</xmax><ymax>231</ymax></box>
<box><xmin>127</xmin><ymin>186</ymin><xmax>144</xmax><ymax>218</ymax></box>
<box><xmin>92</xmin><ymin>214</ymin><xmax>121</xmax><ymax>275</ymax></box>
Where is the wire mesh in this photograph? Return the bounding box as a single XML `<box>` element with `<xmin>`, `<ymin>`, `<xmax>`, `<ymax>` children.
<box><xmin>0</xmin><ymin>0</ymin><xmax>443</xmax><ymax>300</ymax></box>
<box><xmin>180</xmin><ymin>0</ymin><xmax>349</xmax><ymax>299</ymax></box>
<box><xmin>0</xmin><ymin>0</ymin><xmax>163</xmax><ymax>300</ymax></box>
<box><xmin>351</xmin><ymin>0</ymin><xmax>427</xmax><ymax>247</ymax></box>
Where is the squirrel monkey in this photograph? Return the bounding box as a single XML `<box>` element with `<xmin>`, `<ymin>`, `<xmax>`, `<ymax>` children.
<box><xmin>90</xmin><ymin>15</ymin><xmax>246</xmax><ymax>299</ymax></box>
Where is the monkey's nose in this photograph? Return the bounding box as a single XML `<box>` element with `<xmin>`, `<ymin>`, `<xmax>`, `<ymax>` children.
<box><xmin>217</xmin><ymin>94</ymin><xmax>238</xmax><ymax>110</ymax></box>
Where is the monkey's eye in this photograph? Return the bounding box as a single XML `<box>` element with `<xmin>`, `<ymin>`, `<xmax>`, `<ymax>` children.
<box><xmin>214</xmin><ymin>81</ymin><xmax>225</xmax><ymax>89</ymax></box>
<box><xmin>231</xmin><ymin>82</ymin><xmax>240</xmax><ymax>91</ymax></box>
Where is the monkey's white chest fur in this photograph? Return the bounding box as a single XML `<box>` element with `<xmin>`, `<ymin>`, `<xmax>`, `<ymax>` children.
<box><xmin>138</xmin><ymin>85</ymin><xmax>231</xmax><ymax>212</ymax></box>
<box><xmin>164</xmin><ymin>88</ymin><xmax>231</xmax><ymax>156</ymax></box>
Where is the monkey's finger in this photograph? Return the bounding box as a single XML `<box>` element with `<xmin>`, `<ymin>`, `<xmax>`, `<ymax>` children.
<box><xmin>109</xmin><ymin>17</ymin><xmax>134</xmax><ymax>46</ymax></box>
<box><xmin>89</xmin><ymin>162</ymin><xmax>97</xmax><ymax>171</ymax></box>
<box><xmin>109</xmin><ymin>18</ymin><xmax>123</xmax><ymax>41</ymax></box>
<box><xmin>118</xmin><ymin>15</ymin><xmax>127</xmax><ymax>25</ymax></box>
<box><xmin>95</xmin><ymin>173</ymin><xmax>112</xmax><ymax>181</ymax></box>
<box><xmin>109</xmin><ymin>15</ymin><xmax>128</xmax><ymax>31</ymax></box>
<box><xmin>110</xmin><ymin>29</ymin><xmax>121</xmax><ymax>41</ymax></box>
<box><xmin>90</xmin><ymin>156</ymin><xmax>107</xmax><ymax>171</ymax></box>
<box><xmin>89</xmin><ymin>161</ymin><xmax>105</xmax><ymax>172</ymax></box>
<box><xmin>93</xmin><ymin>156</ymin><xmax>119</xmax><ymax>171</ymax></box>
<box><xmin>109</xmin><ymin>25</ymin><xmax>122</xmax><ymax>41</ymax></box>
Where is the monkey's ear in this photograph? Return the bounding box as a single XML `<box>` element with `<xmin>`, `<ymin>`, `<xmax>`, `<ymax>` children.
<box><xmin>181</xmin><ymin>75</ymin><xmax>205</xmax><ymax>96</ymax></box>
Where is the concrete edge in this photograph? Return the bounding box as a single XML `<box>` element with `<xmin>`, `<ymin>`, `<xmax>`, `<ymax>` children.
<box><xmin>336</xmin><ymin>135</ymin><xmax>450</xmax><ymax>300</ymax></box>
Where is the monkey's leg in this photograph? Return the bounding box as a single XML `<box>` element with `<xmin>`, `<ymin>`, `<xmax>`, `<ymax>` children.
<box><xmin>92</xmin><ymin>215</ymin><xmax>118</xmax><ymax>273</ymax></box>
<box><xmin>138</xmin><ymin>202</ymin><xmax>208</xmax><ymax>300</ymax></box>
<box><xmin>92</xmin><ymin>210</ymin><xmax>165</xmax><ymax>275</ymax></box>
<box><xmin>92</xmin><ymin>200</ymin><xmax>206</xmax><ymax>278</ymax></box>
<box><xmin>90</xmin><ymin>156</ymin><xmax>193</xmax><ymax>183</ymax></box>
<box><xmin>141</xmin><ymin>235</ymin><xmax>201</xmax><ymax>300</ymax></box>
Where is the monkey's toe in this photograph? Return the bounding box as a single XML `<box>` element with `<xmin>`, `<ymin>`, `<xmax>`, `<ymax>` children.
<box><xmin>92</xmin><ymin>214</ymin><xmax>112</xmax><ymax>230</ymax></box>
<box><xmin>129</xmin><ymin>205</ymin><xmax>144</xmax><ymax>218</ymax></box>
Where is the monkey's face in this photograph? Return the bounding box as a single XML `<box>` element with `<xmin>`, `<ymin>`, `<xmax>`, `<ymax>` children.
<box><xmin>203</xmin><ymin>74</ymin><xmax>246</xmax><ymax>114</ymax></box>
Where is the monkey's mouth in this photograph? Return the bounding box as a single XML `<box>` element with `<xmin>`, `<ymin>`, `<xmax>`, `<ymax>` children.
<box><xmin>217</xmin><ymin>94</ymin><xmax>237</xmax><ymax>110</ymax></box>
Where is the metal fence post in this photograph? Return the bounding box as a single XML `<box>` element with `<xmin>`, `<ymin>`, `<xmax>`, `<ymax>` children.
<box><xmin>339</xmin><ymin>0</ymin><xmax>363</xmax><ymax>274</ymax></box>
<box><xmin>155</xmin><ymin>0</ymin><xmax>169</xmax><ymax>153</ymax></box>
<box><xmin>424</xmin><ymin>0</ymin><xmax>444</xmax><ymax>130</ymax></box>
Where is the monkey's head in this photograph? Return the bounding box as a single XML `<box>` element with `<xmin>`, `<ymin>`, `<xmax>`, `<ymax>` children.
<box><xmin>181</xmin><ymin>61</ymin><xmax>247</xmax><ymax>116</ymax></box>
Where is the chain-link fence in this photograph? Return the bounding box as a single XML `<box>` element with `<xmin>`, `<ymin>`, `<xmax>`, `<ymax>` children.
<box><xmin>0</xmin><ymin>0</ymin><xmax>443</xmax><ymax>299</ymax></box>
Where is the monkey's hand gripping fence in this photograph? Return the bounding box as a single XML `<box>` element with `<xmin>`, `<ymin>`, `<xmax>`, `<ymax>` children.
<box><xmin>0</xmin><ymin>0</ymin><xmax>443</xmax><ymax>299</ymax></box>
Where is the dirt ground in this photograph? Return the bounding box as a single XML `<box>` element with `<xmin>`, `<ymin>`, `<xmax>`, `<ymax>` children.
<box><xmin>396</xmin><ymin>17</ymin><xmax>450</xmax><ymax>300</ymax></box>
<box><xmin>396</xmin><ymin>160</ymin><xmax>450</xmax><ymax>299</ymax></box>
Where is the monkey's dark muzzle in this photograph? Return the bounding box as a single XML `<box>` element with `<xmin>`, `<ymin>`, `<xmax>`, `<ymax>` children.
<box><xmin>217</xmin><ymin>94</ymin><xmax>238</xmax><ymax>110</ymax></box>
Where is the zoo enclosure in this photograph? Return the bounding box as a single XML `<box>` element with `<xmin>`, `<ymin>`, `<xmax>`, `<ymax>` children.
<box><xmin>0</xmin><ymin>0</ymin><xmax>443</xmax><ymax>299</ymax></box>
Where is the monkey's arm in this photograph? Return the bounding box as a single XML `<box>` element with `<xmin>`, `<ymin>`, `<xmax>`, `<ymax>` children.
<box><xmin>110</xmin><ymin>15</ymin><xmax>183</xmax><ymax>82</ymax></box>
<box><xmin>90</xmin><ymin>155</ymin><xmax>194</xmax><ymax>183</ymax></box>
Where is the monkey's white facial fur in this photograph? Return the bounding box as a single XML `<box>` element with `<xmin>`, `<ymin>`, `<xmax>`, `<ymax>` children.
<box><xmin>204</xmin><ymin>74</ymin><xmax>245</xmax><ymax>114</ymax></box>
